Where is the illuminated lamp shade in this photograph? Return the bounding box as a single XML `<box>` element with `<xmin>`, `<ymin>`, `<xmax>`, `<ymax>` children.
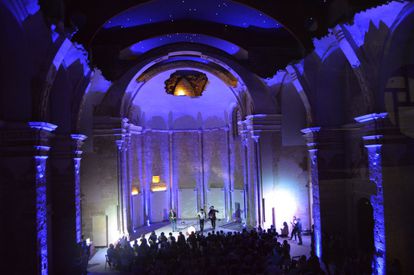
<box><xmin>151</xmin><ymin>183</ymin><xmax>167</xmax><ymax>192</ymax></box>
<box><xmin>165</xmin><ymin>70</ymin><xmax>208</xmax><ymax>97</ymax></box>
<box><xmin>152</xmin><ymin>175</ymin><xmax>160</xmax><ymax>183</ymax></box>
<box><xmin>131</xmin><ymin>186</ymin><xmax>139</xmax><ymax>196</ymax></box>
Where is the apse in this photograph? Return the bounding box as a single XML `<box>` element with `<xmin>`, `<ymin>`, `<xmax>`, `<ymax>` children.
<box><xmin>127</xmin><ymin>67</ymin><xmax>246</xmax><ymax>227</ymax></box>
<box><xmin>131</xmin><ymin>68</ymin><xmax>238</xmax><ymax>129</ymax></box>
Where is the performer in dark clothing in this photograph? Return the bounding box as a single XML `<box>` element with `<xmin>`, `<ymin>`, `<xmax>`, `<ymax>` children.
<box><xmin>208</xmin><ymin>206</ymin><xmax>219</xmax><ymax>231</ymax></box>
<box><xmin>281</xmin><ymin>222</ymin><xmax>289</xmax><ymax>237</ymax></box>
<box><xmin>290</xmin><ymin>216</ymin><xmax>298</xmax><ymax>240</ymax></box>
<box><xmin>197</xmin><ymin>208</ymin><xmax>206</xmax><ymax>232</ymax></box>
<box><xmin>296</xmin><ymin>218</ymin><xmax>303</xmax><ymax>245</ymax></box>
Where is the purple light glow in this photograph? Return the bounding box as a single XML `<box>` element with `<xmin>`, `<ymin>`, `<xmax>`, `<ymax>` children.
<box><xmin>309</xmin><ymin>149</ymin><xmax>322</xmax><ymax>258</ymax></box>
<box><xmin>126</xmin><ymin>33</ymin><xmax>243</xmax><ymax>56</ymax></box>
<box><xmin>3</xmin><ymin>0</ymin><xmax>39</xmax><ymax>22</ymax></box>
<box><xmin>74</xmin><ymin>158</ymin><xmax>82</xmax><ymax>242</ymax></box>
<box><xmin>35</xmin><ymin>155</ymin><xmax>48</xmax><ymax>275</ymax></box>
<box><xmin>28</xmin><ymin>122</ymin><xmax>57</xmax><ymax>275</ymax></box>
<box><xmin>343</xmin><ymin>1</ymin><xmax>407</xmax><ymax>47</ymax></box>
<box><xmin>63</xmin><ymin>45</ymin><xmax>90</xmax><ymax>77</ymax></box>
<box><xmin>354</xmin><ymin>113</ymin><xmax>387</xmax><ymax>123</ymax></box>
<box><xmin>365</xmin><ymin>144</ymin><xmax>386</xmax><ymax>275</ymax></box>
<box><xmin>312</xmin><ymin>34</ymin><xmax>338</xmax><ymax>61</ymax></box>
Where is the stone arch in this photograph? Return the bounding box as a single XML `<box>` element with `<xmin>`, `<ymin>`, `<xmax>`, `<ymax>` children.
<box><xmin>97</xmin><ymin>49</ymin><xmax>273</xmax><ymax>121</ymax></box>
<box><xmin>285</xmin><ymin>62</ymin><xmax>315</xmax><ymax>126</ymax></box>
<box><xmin>0</xmin><ymin>2</ymin><xmax>33</xmax><ymax>120</ymax></box>
<box><xmin>381</xmin><ymin>2</ymin><xmax>414</xmax><ymax>72</ymax></box>
<box><xmin>379</xmin><ymin>3</ymin><xmax>414</xmax><ymax>112</ymax></box>
<box><xmin>124</xmin><ymin>59</ymin><xmax>245</xmax><ymax>121</ymax></box>
<box><xmin>47</xmin><ymin>60</ymin><xmax>91</xmax><ymax>134</ymax></box>
<box><xmin>121</xmin><ymin>54</ymin><xmax>258</xmax><ymax>121</ymax></box>
<box><xmin>229</xmin><ymin>104</ymin><xmax>243</xmax><ymax>138</ymax></box>
<box><xmin>1</xmin><ymin>0</ymin><xmax>39</xmax><ymax>24</ymax></box>
<box><xmin>312</xmin><ymin>48</ymin><xmax>348</xmax><ymax>126</ymax></box>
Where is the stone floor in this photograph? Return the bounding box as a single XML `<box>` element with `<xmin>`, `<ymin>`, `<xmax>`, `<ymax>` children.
<box><xmin>87</xmin><ymin>220</ymin><xmax>311</xmax><ymax>274</ymax></box>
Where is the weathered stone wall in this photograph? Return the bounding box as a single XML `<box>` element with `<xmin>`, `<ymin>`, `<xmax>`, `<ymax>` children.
<box><xmin>124</xmin><ymin>129</ymin><xmax>244</xmax><ymax>220</ymax></box>
<box><xmin>277</xmin><ymin>145</ymin><xmax>309</xmax><ymax>230</ymax></box>
<box><xmin>173</xmin><ymin>132</ymin><xmax>200</xmax><ymax>190</ymax></box>
<box><xmin>232</xmin><ymin>135</ymin><xmax>245</xmax><ymax>190</ymax></box>
<box><xmin>81</xmin><ymin>135</ymin><xmax>119</xmax><ymax>246</ymax></box>
<box><xmin>203</xmin><ymin>129</ymin><xmax>227</xmax><ymax>189</ymax></box>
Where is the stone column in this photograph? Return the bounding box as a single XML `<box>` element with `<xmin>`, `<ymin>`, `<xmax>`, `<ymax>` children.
<box><xmin>72</xmin><ymin>134</ymin><xmax>87</xmax><ymax>242</ymax></box>
<box><xmin>225</xmin><ymin>128</ymin><xmax>233</xmax><ymax>221</ymax></box>
<box><xmin>0</xmin><ymin>121</ymin><xmax>56</xmax><ymax>275</ymax></box>
<box><xmin>198</xmin><ymin>130</ymin><xmax>206</xmax><ymax>209</ymax></box>
<box><xmin>240</xmin><ymin>114</ymin><xmax>282</xmax><ymax>228</ymax></box>
<box><xmin>126</xmin><ymin>125</ymin><xmax>142</xmax><ymax>232</ymax></box>
<box><xmin>168</xmin><ymin>131</ymin><xmax>174</xmax><ymax>210</ymax></box>
<box><xmin>116</xmin><ymin>138</ymin><xmax>128</xmax><ymax>234</ymax></box>
<box><xmin>83</xmin><ymin>116</ymin><xmax>130</xmax><ymax>244</ymax></box>
<box><xmin>143</xmin><ymin>129</ymin><xmax>151</xmax><ymax>225</ymax></box>
<box><xmin>301</xmin><ymin>127</ymin><xmax>322</xmax><ymax>258</ymax></box>
<box><xmin>240</xmin><ymin>124</ymin><xmax>258</xmax><ymax>228</ymax></box>
<box><xmin>365</xmin><ymin>140</ymin><xmax>385</xmax><ymax>275</ymax></box>
<box><xmin>355</xmin><ymin>113</ymin><xmax>388</xmax><ymax>275</ymax></box>
<box><xmin>116</xmin><ymin>120</ymin><xmax>141</xmax><ymax>234</ymax></box>
<box><xmin>49</xmin><ymin>133</ymin><xmax>87</xmax><ymax>274</ymax></box>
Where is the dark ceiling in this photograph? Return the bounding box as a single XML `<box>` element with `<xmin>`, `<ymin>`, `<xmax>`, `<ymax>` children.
<box><xmin>40</xmin><ymin>0</ymin><xmax>390</xmax><ymax>80</ymax></box>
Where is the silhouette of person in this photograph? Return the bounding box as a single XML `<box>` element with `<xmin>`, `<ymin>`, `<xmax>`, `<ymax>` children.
<box><xmin>169</xmin><ymin>209</ymin><xmax>177</xmax><ymax>232</ymax></box>
<box><xmin>197</xmin><ymin>208</ymin><xmax>206</xmax><ymax>232</ymax></box>
<box><xmin>208</xmin><ymin>206</ymin><xmax>219</xmax><ymax>231</ymax></box>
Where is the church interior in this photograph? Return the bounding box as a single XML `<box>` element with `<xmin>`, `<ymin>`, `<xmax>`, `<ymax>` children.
<box><xmin>1</xmin><ymin>0</ymin><xmax>414</xmax><ymax>274</ymax></box>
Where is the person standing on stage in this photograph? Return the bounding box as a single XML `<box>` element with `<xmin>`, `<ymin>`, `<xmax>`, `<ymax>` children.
<box><xmin>169</xmin><ymin>208</ymin><xmax>177</xmax><ymax>232</ymax></box>
<box><xmin>296</xmin><ymin>218</ymin><xmax>303</xmax><ymax>245</ymax></box>
<box><xmin>290</xmin><ymin>216</ymin><xmax>298</xmax><ymax>241</ymax></box>
<box><xmin>197</xmin><ymin>208</ymin><xmax>206</xmax><ymax>232</ymax></box>
<box><xmin>208</xmin><ymin>206</ymin><xmax>219</xmax><ymax>231</ymax></box>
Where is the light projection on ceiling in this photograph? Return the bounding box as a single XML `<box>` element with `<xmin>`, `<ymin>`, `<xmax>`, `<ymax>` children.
<box><xmin>164</xmin><ymin>70</ymin><xmax>208</xmax><ymax>97</ymax></box>
<box><xmin>103</xmin><ymin>0</ymin><xmax>281</xmax><ymax>30</ymax></box>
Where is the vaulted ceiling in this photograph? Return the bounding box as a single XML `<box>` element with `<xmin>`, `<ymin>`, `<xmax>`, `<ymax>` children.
<box><xmin>42</xmin><ymin>0</ymin><xmax>388</xmax><ymax>80</ymax></box>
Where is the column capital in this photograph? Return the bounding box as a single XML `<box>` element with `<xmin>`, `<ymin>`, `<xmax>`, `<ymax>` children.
<box><xmin>71</xmin><ymin>134</ymin><xmax>87</xmax><ymax>142</ymax></box>
<box><xmin>93</xmin><ymin>116</ymin><xmax>128</xmax><ymax>138</ymax></box>
<box><xmin>115</xmin><ymin>139</ymin><xmax>125</xmax><ymax>151</ymax></box>
<box><xmin>71</xmin><ymin>134</ymin><xmax>87</xmax><ymax>158</ymax></box>
<box><xmin>362</xmin><ymin>135</ymin><xmax>384</xmax><ymax>148</ymax></box>
<box><xmin>301</xmin><ymin>127</ymin><xmax>320</xmax><ymax>150</ymax></box>
<box><xmin>240</xmin><ymin>114</ymin><xmax>282</xmax><ymax>142</ymax></box>
<box><xmin>302</xmin><ymin>126</ymin><xmax>351</xmax><ymax>155</ymax></box>
<box><xmin>28</xmin><ymin>121</ymin><xmax>58</xmax><ymax>132</ymax></box>
<box><xmin>354</xmin><ymin>112</ymin><xmax>388</xmax><ymax>124</ymax></box>
<box><xmin>354</xmin><ymin>112</ymin><xmax>407</xmax><ymax>145</ymax></box>
<box><xmin>354</xmin><ymin>112</ymin><xmax>389</xmax><ymax>136</ymax></box>
<box><xmin>0</xmin><ymin>121</ymin><xmax>57</xmax><ymax>157</ymax></box>
<box><xmin>49</xmin><ymin>134</ymin><xmax>88</xmax><ymax>159</ymax></box>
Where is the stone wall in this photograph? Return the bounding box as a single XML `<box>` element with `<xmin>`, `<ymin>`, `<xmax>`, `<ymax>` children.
<box><xmin>81</xmin><ymin>135</ymin><xmax>119</xmax><ymax>246</ymax></box>
<box><xmin>277</xmin><ymin>145</ymin><xmax>309</xmax><ymax>231</ymax></box>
